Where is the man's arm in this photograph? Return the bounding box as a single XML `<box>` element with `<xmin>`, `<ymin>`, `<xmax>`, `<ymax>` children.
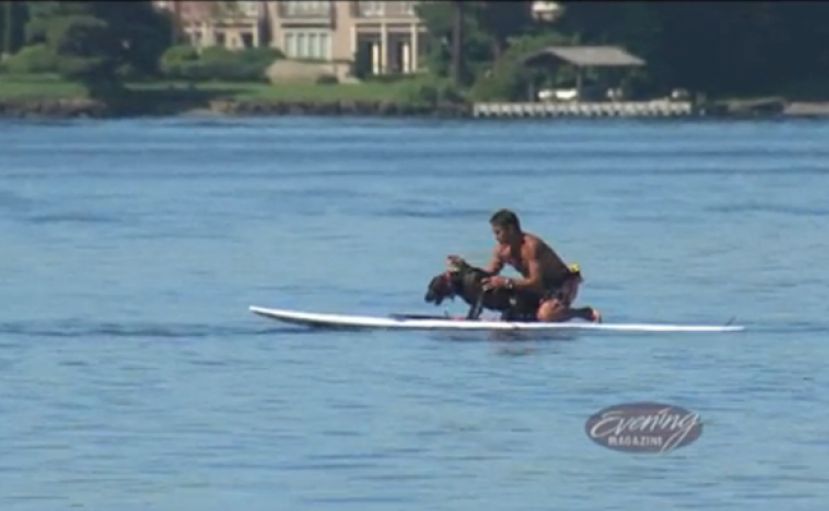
<box><xmin>492</xmin><ymin>241</ymin><xmax>544</xmax><ymax>292</ymax></box>
<box><xmin>483</xmin><ymin>247</ymin><xmax>505</xmax><ymax>276</ymax></box>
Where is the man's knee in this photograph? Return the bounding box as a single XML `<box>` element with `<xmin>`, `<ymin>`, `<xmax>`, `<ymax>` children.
<box><xmin>537</xmin><ymin>299</ymin><xmax>565</xmax><ymax>321</ymax></box>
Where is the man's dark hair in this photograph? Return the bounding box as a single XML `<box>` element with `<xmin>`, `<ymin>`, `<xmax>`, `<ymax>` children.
<box><xmin>490</xmin><ymin>209</ymin><xmax>521</xmax><ymax>231</ymax></box>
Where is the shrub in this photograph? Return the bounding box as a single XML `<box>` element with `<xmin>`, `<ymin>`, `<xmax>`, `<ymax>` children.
<box><xmin>316</xmin><ymin>74</ymin><xmax>338</xmax><ymax>85</ymax></box>
<box><xmin>160</xmin><ymin>45</ymin><xmax>282</xmax><ymax>82</ymax></box>
<box><xmin>238</xmin><ymin>47</ymin><xmax>284</xmax><ymax>65</ymax></box>
<box><xmin>159</xmin><ymin>44</ymin><xmax>199</xmax><ymax>75</ymax></box>
<box><xmin>408</xmin><ymin>83</ymin><xmax>438</xmax><ymax>105</ymax></box>
<box><xmin>116</xmin><ymin>63</ymin><xmax>143</xmax><ymax>81</ymax></box>
<box><xmin>4</xmin><ymin>44</ymin><xmax>59</xmax><ymax>74</ymax></box>
<box><xmin>470</xmin><ymin>32</ymin><xmax>574</xmax><ymax>102</ymax></box>
<box><xmin>364</xmin><ymin>73</ymin><xmax>410</xmax><ymax>84</ymax></box>
<box><xmin>436</xmin><ymin>80</ymin><xmax>464</xmax><ymax>103</ymax></box>
<box><xmin>352</xmin><ymin>45</ymin><xmax>372</xmax><ymax>79</ymax></box>
<box><xmin>400</xmin><ymin>76</ymin><xmax>464</xmax><ymax>106</ymax></box>
<box><xmin>46</xmin><ymin>14</ymin><xmax>118</xmax><ymax>82</ymax></box>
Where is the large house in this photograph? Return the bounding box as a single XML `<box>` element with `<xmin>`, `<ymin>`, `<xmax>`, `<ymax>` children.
<box><xmin>153</xmin><ymin>1</ymin><xmax>426</xmax><ymax>76</ymax></box>
<box><xmin>153</xmin><ymin>1</ymin><xmax>266</xmax><ymax>50</ymax></box>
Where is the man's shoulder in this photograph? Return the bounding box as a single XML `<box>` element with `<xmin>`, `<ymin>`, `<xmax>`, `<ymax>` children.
<box><xmin>523</xmin><ymin>232</ymin><xmax>546</xmax><ymax>248</ymax></box>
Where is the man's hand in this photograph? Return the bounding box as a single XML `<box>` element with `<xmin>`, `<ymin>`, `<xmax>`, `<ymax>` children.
<box><xmin>482</xmin><ymin>275</ymin><xmax>511</xmax><ymax>291</ymax></box>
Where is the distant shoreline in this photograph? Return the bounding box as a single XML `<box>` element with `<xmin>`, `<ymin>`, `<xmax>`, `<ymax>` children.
<box><xmin>3</xmin><ymin>74</ymin><xmax>829</xmax><ymax>120</ymax></box>
<box><xmin>2</xmin><ymin>97</ymin><xmax>829</xmax><ymax>120</ymax></box>
<box><xmin>0</xmin><ymin>97</ymin><xmax>470</xmax><ymax>119</ymax></box>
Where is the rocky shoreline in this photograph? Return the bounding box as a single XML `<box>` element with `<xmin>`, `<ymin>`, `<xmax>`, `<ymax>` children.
<box><xmin>2</xmin><ymin>96</ymin><xmax>829</xmax><ymax>119</ymax></box>
<box><xmin>0</xmin><ymin>97</ymin><xmax>471</xmax><ymax>119</ymax></box>
<box><xmin>0</xmin><ymin>98</ymin><xmax>108</xmax><ymax>118</ymax></box>
<box><xmin>207</xmin><ymin>99</ymin><xmax>471</xmax><ymax>117</ymax></box>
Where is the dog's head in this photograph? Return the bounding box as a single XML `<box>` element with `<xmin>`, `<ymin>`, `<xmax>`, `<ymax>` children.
<box><xmin>424</xmin><ymin>271</ymin><xmax>458</xmax><ymax>306</ymax></box>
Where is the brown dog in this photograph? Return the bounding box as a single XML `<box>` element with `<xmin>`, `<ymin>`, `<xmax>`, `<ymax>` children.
<box><xmin>424</xmin><ymin>260</ymin><xmax>539</xmax><ymax>320</ymax></box>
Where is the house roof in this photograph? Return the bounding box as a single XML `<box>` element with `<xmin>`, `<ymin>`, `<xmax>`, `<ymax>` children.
<box><xmin>523</xmin><ymin>46</ymin><xmax>646</xmax><ymax>67</ymax></box>
<box><xmin>176</xmin><ymin>2</ymin><xmax>216</xmax><ymax>23</ymax></box>
<box><xmin>160</xmin><ymin>1</ymin><xmax>260</xmax><ymax>23</ymax></box>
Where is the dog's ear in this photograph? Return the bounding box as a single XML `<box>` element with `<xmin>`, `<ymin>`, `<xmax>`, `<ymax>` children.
<box><xmin>424</xmin><ymin>274</ymin><xmax>446</xmax><ymax>305</ymax></box>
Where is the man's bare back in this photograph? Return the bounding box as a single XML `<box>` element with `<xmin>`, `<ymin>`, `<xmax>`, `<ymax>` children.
<box><xmin>489</xmin><ymin>232</ymin><xmax>571</xmax><ymax>293</ymax></box>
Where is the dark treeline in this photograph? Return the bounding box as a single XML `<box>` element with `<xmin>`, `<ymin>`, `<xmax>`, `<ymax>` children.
<box><xmin>560</xmin><ymin>1</ymin><xmax>829</xmax><ymax>95</ymax></box>
<box><xmin>2</xmin><ymin>1</ymin><xmax>829</xmax><ymax>100</ymax></box>
<box><xmin>417</xmin><ymin>1</ymin><xmax>829</xmax><ymax>99</ymax></box>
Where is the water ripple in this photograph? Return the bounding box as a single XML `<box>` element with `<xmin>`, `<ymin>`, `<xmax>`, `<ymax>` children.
<box><xmin>0</xmin><ymin>320</ymin><xmax>302</xmax><ymax>339</ymax></box>
<box><xmin>2</xmin><ymin>117</ymin><xmax>828</xmax><ymax>511</ymax></box>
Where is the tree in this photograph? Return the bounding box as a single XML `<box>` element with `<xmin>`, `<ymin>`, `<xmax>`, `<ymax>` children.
<box><xmin>555</xmin><ymin>2</ymin><xmax>829</xmax><ymax>96</ymax></box>
<box><xmin>451</xmin><ymin>1</ymin><xmax>463</xmax><ymax>86</ymax></box>
<box><xmin>557</xmin><ymin>2</ymin><xmax>663</xmax><ymax>88</ymax></box>
<box><xmin>747</xmin><ymin>2</ymin><xmax>829</xmax><ymax>93</ymax></box>
<box><xmin>22</xmin><ymin>1</ymin><xmax>172</xmax><ymax>87</ymax></box>
<box><xmin>473</xmin><ymin>1</ymin><xmax>533</xmax><ymax>60</ymax></box>
<box><xmin>73</xmin><ymin>1</ymin><xmax>173</xmax><ymax>77</ymax></box>
<box><xmin>47</xmin><ymin>14</ymin><xmax>118</xmax><ymax>83</ymax></box>
<box><xmin>416</xmin><ymin>1</ymin><xmax>458</xmax><ymax>78</ymax></box>
<box><xmin>416</xmin><ymin>1</ymin><xmax>532</xmax><ymax>86</ymax></box>
<box><xmin>23</xmin><ymin>3</ymin><xmax>117</xmax><ymax>87</ymax></box>
<box><xmin>471</xmin><ymin>31</ymin><xmax>573</xmax><ymax>101</ymax></box>
<box><xmin>649</xmin><ymin>2</ymin><xmax>780</xmax><ymax>94</ymax></box>
<box><xmin>2</xmin><ymin>2</ymin><xmax>10</xmax><ymax>55</ymax></box>
<box><xmin>1</xmin><ymin>1</ymin><xmax>28</xmax><ymax>56</ymax></box>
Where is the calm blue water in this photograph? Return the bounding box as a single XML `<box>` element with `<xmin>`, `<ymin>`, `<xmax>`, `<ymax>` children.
<box><xmin>1</xmin><ymin>116</ymin><xmax>828</xmax><ymax>510</ymax></box>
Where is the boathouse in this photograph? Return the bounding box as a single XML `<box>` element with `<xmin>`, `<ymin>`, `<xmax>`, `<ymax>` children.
<box><xmin>473</xmin><ymin>45</ymin><xmax>693</xmax><ymax>118</ymax></box>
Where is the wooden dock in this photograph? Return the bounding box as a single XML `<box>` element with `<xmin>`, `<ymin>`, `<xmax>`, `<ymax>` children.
<box><xmin>473</xmin><ymin>100</ymin><xmax>694</xmax><ymax>118</ymax></box>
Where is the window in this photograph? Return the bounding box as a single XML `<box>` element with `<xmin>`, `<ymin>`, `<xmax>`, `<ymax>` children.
<box><xmin>239</xmin><ymin>1</ymin><xmax>260</xmax><ymax>17</ymax></box>
<box><xmin>308</xmin><ymin>33</ymin><xmax>318</xmax><ymax>58</ymax></box>
<box><xmin>319</xmin><ymin>33</ymin><xmax>330</xmax><ymax>60</ymax></box>
<box><xmin>285</xmin><ymin>33</ymin><xmax>296</xmax><ymax>56</ymax></box>
<box><xmin>284</xmin><ymin>1</ymin><xmax>329</xmax><ymax>17</ymax></box>
<box><xmin>296</xmin><ymin>33</ymin><xmax>306</xmax><ymax>57</ymax></box>
<box><xmin>360</xmin><ymin>1</ymin><xmax>384</xmax><ymax>17</ymax></box>
<box><xmin>283</xmin><ymin>31</ymin><xmax>332</xmax><ymax>59</ymax></box>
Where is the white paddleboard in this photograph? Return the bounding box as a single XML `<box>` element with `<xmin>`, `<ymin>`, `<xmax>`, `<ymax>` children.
<box><xmin>249</xmin><ymin>306</ymin><xmax>745</xmax><ymax>333</ymax></box>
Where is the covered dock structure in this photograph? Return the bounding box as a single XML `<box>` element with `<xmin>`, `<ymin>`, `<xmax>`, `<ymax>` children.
<box><xmin>472</xmin><ymin>45</ymin><xmax>693</xmax><ymax>118</ymax></box>
<box><xmin>522</xmin><ymin>45</ymin><xmax>646</xmax><ymax>101</ymax></box>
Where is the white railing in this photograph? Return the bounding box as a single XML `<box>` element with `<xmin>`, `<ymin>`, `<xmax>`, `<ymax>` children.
<box><xmin>280</xmin><ymin>1</ymin><xmax>331</xmax><ymax>18</ymax></box>
<box><xmin>473</xmin><ymin>101</ymin><xmax>695</xmax><ymax>118</ymax></box>
<box><xmin>356</xmin><ymin>1</ymin><xmax>417</xmax><ymax>18</ymax></box>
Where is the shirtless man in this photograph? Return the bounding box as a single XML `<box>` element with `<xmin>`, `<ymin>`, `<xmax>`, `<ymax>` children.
<box><xmin>448</xmin><ymin>209</ymin><xmax>601</xmax><ymax>323</ymax></box>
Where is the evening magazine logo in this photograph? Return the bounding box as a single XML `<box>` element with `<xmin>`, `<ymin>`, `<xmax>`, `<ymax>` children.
<box><xmin>585</xmin><ymin>402</ymin><xmax>702</xmax><ymax>454</ymax></box>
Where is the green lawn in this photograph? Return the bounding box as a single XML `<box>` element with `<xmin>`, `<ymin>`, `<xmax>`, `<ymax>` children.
<box><xmin>0</xmin><ymin>73</ymin><xmax>455</xmax><ymax>112</ymax></box>
<box><xmin>0</xmin><ymin>73</ymin><xmax>88</xmax><ymax>99</ymax></box>
<box><xmin>3</xmin><ymin>73</ymin><xmax>827</xmax><ymax>108</ymax></box>
<box><xmin>231</xmin><ymin>81</ymin><xmax>421</xmax><ymax>102</ymax></box>
<box><xmin>125</xmin><ymin>78</ymin><xmax>434</xmax><ymax>103</ymax></box>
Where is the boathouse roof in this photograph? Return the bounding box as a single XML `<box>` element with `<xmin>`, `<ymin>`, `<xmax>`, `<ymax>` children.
<box><xmin>523</xmin><ymin>46</ymin><xmax>646</xmax><ymax>67</ymax></box>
